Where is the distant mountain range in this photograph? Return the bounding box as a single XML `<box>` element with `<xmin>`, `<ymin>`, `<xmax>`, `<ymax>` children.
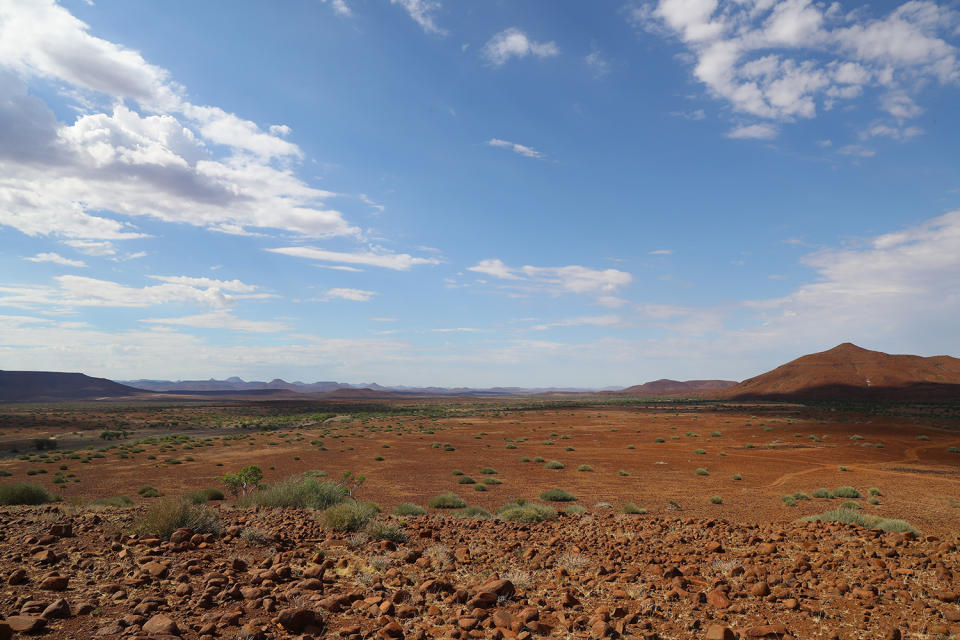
<box><xmin>118</xmin><ymin>378</ymin><xmax>619</xmax><ymax>397</ymax></box>
<box><xmin>615</xmin><ymin>379</ymin><xmax>738</xmax><ymax>396</ymax></box>
<box><xmin>719</xmin><ymin>343</ymin><xmax>960</xmax><ymax>402</ymax></box>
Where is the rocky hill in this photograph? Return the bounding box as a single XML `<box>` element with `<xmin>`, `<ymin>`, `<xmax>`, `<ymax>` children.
<box><xmin>721</xmin><ymin>343</ymin><xmax>960</xmax><ymax>402</ymax></box>
<box><xmin>618</xmin><ymin>379</ymin><xmax>737</xmax><ymax>397</ymax></box>
<box><xmin>0</xmin><ymin>371</ymin><xmax>143</xmax><ymax>403</ymax></box>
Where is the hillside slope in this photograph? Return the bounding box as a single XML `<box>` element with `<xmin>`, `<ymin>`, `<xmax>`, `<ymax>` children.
<box><xmin>618</xmin><ymin>379</ymin><xmax>738</xmax><ymax>396</ymax></box>
<box><xmin>0</xmin><ymin>371</ymin><xmax>143</xmax><ymax>402</ymax></box>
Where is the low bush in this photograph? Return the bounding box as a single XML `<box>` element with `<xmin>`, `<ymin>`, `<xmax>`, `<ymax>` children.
<box><xmin>577</xmin><ymin>464</ymin><xmax>594</xmax><ymax>472</ymax></box>
<box><xmin>473</xmin><ymin>484</ymin><xmax>487</xmax><ymax>492</ymax></box>
<box><xmin>812</xmin><ymin>488</ymin><xmax>832</xmax><ymax>498</ymax></box>
<box><xmin>545</xmin><ymin>461</ymin><xmax>564</xmax><ymax>469</ymax></box>
<box><xmin>869</xmin><ymin>487</ymin><xmax>882</xmax><ymax>496</ymax></box>
<box><xmin>482</xmin><ymin>477</ymin><xmax>502</xmax><ymax>485</ymax></box>
<box><xmin>451</xmin><ymin>469</ymin><xmax>464</xmax><ymax>476</ymax></box>
<box><xmin>237</xmin><ymin>475</ymin><xmax>349</xmax><ymax>509</ymax></box>
<box><xmin>134</xmin><ymin>498</ymin><xmax>221</xmax><ymax>539</ymax></box>
<box><xmin>479</xmin><ymin>467</ymin><xmax>497</xmax><ymax>475</ymax></box>
<box><xmin>497</xmin><ymin>501</ymin><xmax>557</xmax><ymax>523</ymax></box>
<box><xmin>90</xmin><ymin>495</ymin><xmax>134</xmax><ymax>508</ymax></box>
<box><xmin>782</xmin><ymin>495</ymin><xmax>797</xmax><ymax>507</ymax></box>
<box><xmin>622</xmin><ymin>502</ymin><xmax>645</xmax><ymax>514</ymax></box>
<box><xmin>654</xmin><ymin>437</ymin><xmax>665</xmax><ymax>443</ymax></box>
<box><xmin>0</xmin><ymin>482</ymin><xmax>57</xmax><ymax>505</ymax></box>
<box><xmin>454</xmin><ymin>505</ymin><xmax>490</xmax><ymax>519</ymax></box>
<box><xmin>427</xmin><ymin>492</ymin><xmax>465</xmax><ymax>509</ymax></box>
<box><xmin>393</xmin><ymin>502</ymin><xmax>426</xmax><ymax>516</ymax></box>
<box><xmin>564</xmin><ymin>504</ymin><xmax>586</xmax><ymax>515</ymax></box>
<box><xmin>916</xmin><ymin>435</ymin><xmax>930</xmax><ymax>441</ymax></box>
<box><xmin>540</xmin><ymin>488</ymin><xmax>577</xmax><ymax>502</ymax></box>
<box><xmin>457</xmin><ymin>476</ymin><xmax>476</xmax><ymax>484</ymax></box>
<box><xmin>840</xmin><ymin>500</ymin><xmax>861</xmax><ymax>510</ymax></box>
<box><xmin>948</xmin><ymin>446</ymin><xmax>959</xmax><ymax>453</ymax></box>
<box><xmin>365</xmin><ymin>520</ymin><xmax>406</xmax><ymax>542</ymax></box>
<box><xmin>732</xmin><ymin>474</ymin><xmax>743</xmax><ymax>481</ymax></box>
<box><xmin>694</xmin><ymin>449</ymin><xmax>706</xmax><ymax>455</ymax></box>
<box><xmin>801</xmin><ymin>508</ymin><xmax>918</xmax><ymax>534</ymax></box>
<box><xmin>709</xmin><ymin>495</ymin><xmax>723</xmax><ymax>504</ymax></box>
<box><xmin>833</xmin><ymin>486</ymin><xmax>860</xmax><ymax>498</ymax></box>
<box><xmin>322</xmin><ymin>501</ymin><xmax>379</xmax><ymax>532</ymax></box>
<box><xmin>695</xmin><ymin>468</ymin><xmax>709</xmax><ymax>476</ymax></box>
<box><xmin>618</xmin><ymin>469</ymin><xmax>629</xmax><ymax>476</ymax></box>
<box><xmin>185</xmin><ymin>488</ymin><xmax>225</xmax><ymax>503</ymax></box>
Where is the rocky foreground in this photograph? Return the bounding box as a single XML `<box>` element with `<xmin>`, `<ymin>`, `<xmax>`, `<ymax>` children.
<box><xmin>0</xmin><ymin>506</ymin><xmax>958</xmax><ymax>640</ymax></box>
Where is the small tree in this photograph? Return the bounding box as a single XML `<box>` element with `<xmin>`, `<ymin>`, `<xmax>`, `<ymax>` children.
<box><xmin>221</xmin><ymin>465</ymin><xmax>264</xmax><ymax>497</ymax></box>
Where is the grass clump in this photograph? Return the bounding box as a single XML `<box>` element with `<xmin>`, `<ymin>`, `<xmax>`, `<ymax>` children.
<box><xmin>454</xmin><ymin>505</ymin><xmax>490</xmax><ymax>519</ymax></box>
<box><xmin>654</xmin><ymin>437</ymin><xmax>665</xmax><ymax>443</ymax></box>
<box><xmin>497</xmin><ymin>501</ymin><xmax>557</xmax><ymax>523</ymax></box>
<box><xmin>622</xmin><ymin>502</ymin><xmax>646</xmax><ymax>514</ymax></box>
<box><xmin>457</xmin><ymin>475</ymin><xmax>476</xmax><ymax>484</ymax></box>
<box><xmin>89</xmin><ymin>495</ymin><xmax>135</xmax><ymax>508</ymax></box>
<box><xmin>695</xmin><ymin>468</ymin><xmax>709</xmax><ymax>476</ymax></box>
<box><xmin>564</xmin><ymin>504</ymin><xmax>586</xmax><ymax>515</ymax></box>
<box><xmin>482</xmin><ymin>477</ymin><xmax>502</xmax><ymax>485</ymax></box>
<box><xmin>840</xmin><ymin>500</ymin><xmax>861</xmax><ymax>510</ymax></box>
<box><xmin>916</xmin><ymin>435</ymin><xmax>930</xmax><ymax>441</ymax></box>
<box><xmin>237</xmin><ymin>475</ymin><xmax>349</xmax><ymax>509</ymax></box>
<box><xmin>618</xmin><ymin>469</ymin><xmax>629</xmax><ymax>476</ymax></box>
<box><xmin>694</xmin><ymin>449</ymin><xmax>706</xmax><ymax>455</ymax></box>
<box><xmin>545</xmin><ymin>460</ymin><xmax>564</xmax><ymax>469</ymax></box>
<box><xmin>577</xmin><ymin>464</ymin><xmax>594</xmax><ymax>472</ymax></box>
<box><xmin>365</xmin><ymin>520</ymin><xmax>406</xmax><ymax>542</ymax></box>
<box><xmin>479</xmin><ymin>467</ymin><xmax>497</xmax><ymax>475</ymax></box>
<box><xmin>185</xmin><ymin>488</ymin><xmax>224</xmax><ymax>504</ymax></box>
<box><xmin>869</xmin><ymin>487</ymin><xmax>882</xmax><ymax>496</ymax></box>
<box><xmin>540</xmin><ymin>488</ymin><xmax>577</xmax><ymax>502</ymax></box>
<box><xmin>833</xmin><ymin>486</ymin><xmax>860</xmax><ymax>498</ymax></box>
<box><xmin>322</xmin><ymin>501</ymin><xmax>379</xmax><ymax>532</ymax></box>
<box><xmin>427</xmin><ymin>492</ymin><xmax>466</xmax><ymax>509</ymax></box>
<box><xmin>137</xmin><ymin>485</ymin><xmax>161</xmax><ymax>498</ymax></box>
<box><xmin>781</xmin><ymin>495</ymin><xmax>797</xmax><ymax>507</ymax></box>
<box><xmin>801</xmin><ymin>508</ymin><xmax>918</xmax><ymax>535</ymax></box>
<box><xmin>813</xmin><ymin>488</ymin><xmax>832</xmax><ymax>498</ymax></box>
<box><xmin>732</xmin><ymin>474</ymin><xmax>743</xmax><ymax>481</ymax></box>
<box><xmin>709</xmin><ymin>495</ymin><xmax>723</xmax><ymax>505</ymax></box>
<box><xmin>393</xmin><ymin>502</ymin><xmax>426</xmax><ymax>516</ymax></box>
<box><xmin>0</xmin><ymin>482</ymin><xmax>58</xmax><ymax>505</ymax></box>
<box><xmin>134</xmin><ymin>498</ymin><xmax>221</xmax><ymax>539</ymax></box>
<box><xmin>948</xmin><ymin>446</ymin><xmax>959</xmax><ymax>453</ymax></box>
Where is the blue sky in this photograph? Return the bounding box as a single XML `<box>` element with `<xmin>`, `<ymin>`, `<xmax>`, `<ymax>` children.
<box><xmin>0</xmin><ymin>0</ymin><xmax>958</xmax><ymax>386</ymax></box>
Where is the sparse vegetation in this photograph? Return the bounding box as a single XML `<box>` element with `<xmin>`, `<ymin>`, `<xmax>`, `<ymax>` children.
<box><xmin>133</xmin><ymin>498</ymin><xmax>221</xmax><ymax>539</ymax></box>
<box><xmin>622</xmin><ymin>502</ymin><xmax>645</xmax><ymax>514</ymax></box>
<box><xmin>427</xmin><ymin>492</ymin><xmax>466</xmax><ymax>509</ymax></box>
<box><xmin>545</xmin><ymin>460</ymin><xmax>564</xmax><ymax>469</ymax></box>
<box><xmin>695</xmin><ymin>467</ymin><xmax>709</xmax><ymax>476</ymax></box>
<box><xmin>0</xmin><ymin>482</ymin><xmax>57</xmax><ymax>505</ymax></box>
<box><xmin>540</xmin><ymin>488</ymin><xmax>577</xmax><ymax>502</ymax></box>
<box><xmin>393</xmin><ymin>502</ymin><xmax>426</xmax><ymax>516</ymax></box>
<box><xmin>497</xmin><ymin>501</ymin><xmax>557</xmax><ymax>523</ymax></box>
<box><xmin>322</xmin><ymin>501</ymin><xmax>379</xmax><ymax>532</ymax></box>
<box><xmin>801</xmin><ymin>508</ymin><xmax>918</xmax><ymax>535</ymax></box>
<box><xmin>709</xmin><ymin>495</ymin><xmax>723</xmax><ymax>504</ymax></box>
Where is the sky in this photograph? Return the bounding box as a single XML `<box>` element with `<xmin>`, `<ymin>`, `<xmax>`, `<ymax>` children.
<box><xmin>0</xmin><ymin>0</ymin><xmax>959</xmax><ymax>387</ymax></box>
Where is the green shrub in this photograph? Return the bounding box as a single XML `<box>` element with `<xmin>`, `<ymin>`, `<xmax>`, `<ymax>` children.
<box><xmin>840</xmin><ymin>500</ymin><xmax>861</xmax><ymax>510</ymax></box>
<box><xmin>0</xmin><ymin>482</ymin><xmax>57</xmax><ymax>505</ymax></box>
<box><xmin>916</xmin><ymin>435</ymin><xmax>930</xmax><ymax>441</ymax></box>
<box><xmin>505</xmin><ymin>444</ymin><xmax>517</xmax><ymax>449</ymax></box>
<box><xmin>793</xmin><ymin>492</ymin><xmax>811</xmax><ymax>500</ymax></box>
<box><xmin>869</xmin><ymin>487</ymin><xmax>881</xmax><ymax>496</ymax></box>
<box><xmin>451</xmin><ymin>469</ymin><xmax>464</xmax><ymax>476</ymax></box>
<box><xmin>626</xmin><ymin>444</ymin><xmax>635</xmax><ymax>450</ymax></box>
<box><xmin>732</xmin><ymin>474</ymin><xmax>743</xmax><ymax>481</ymax></box>
<box><xmin>497</xmin><ymin>502</ymin><xmax>557</xmax><ymax>523</ymax></box>
<box><xmin>833</xmin><ymin>486</ymin><xmax>860</xmax><ymax>498</ymax></box>
<box><xmin>813</xmin><ymin>488</ymin><xmax>832</xmax><ymax>498</ymax></box>
<box><xmin>694</xmin><ymin>449</ymin><xmax>706</xmax><ymax>455</ymax></box>
<box><xmin>519</xmin><ymin>457</ymin><xmax>531</xmax><ymax>462</ymax></box>
<box><xmin>654</xmin><ymin>437</ymin><xmax>665</xmax><ymax>443</ymax></box>
<box><xmin>622</xmin><ymin>502</ymin><xmax>645</xmax><ymax>514</ymax></box>
<box><xmin>322</xmin><ymin>501</ymin><xmax>379</xmax><ymax>531</ymax></box>
<box><xmin>90</xmin><ymin>495</ymin><xmax>135</xmax><ymax>508</ymax></box>
<box><xmin>393</xmin><ymin>502</ymin><xmax>426</xmax><ymax>516</ymax></box>
<box><xmin>479</xmin><ymin>467</ymin><xmax>497</xmax><ymax>475</ymax></box>
<box><xmin>237</xmin><ymin>476</ymin><xmax>349</xmax><ymax>509</ymax></box>
<box><xmin>427</xmin><ymin>492</ymin><xmax>465</xmax><ymax>509</ymax></box>
<box><xmin>545</xmin><ymin>460</ymin><xmax>564</xmax><ymax>469</ymax></box>
<box><xmin>454</xmin><ymin>505</ymin><xmax>490</xmax><ymax>519</ymax></box>
<box><xmin>457</xmin><ymin>475</ymin><xmax>476</xmax><ymax>484</ymax></box>
<box><xmin>711</xmin><ymin>431</ymin><xmax>722</xmax><ymax>437</ymax></box>
<box><xmin>134</xmin><ymin>498</ymin><xmax>221</xmax><ymax>539</ymax></box>
<box><xmin>0</xmin><ymin>470</ymin><xmax>12</xmax><ymax>477</ymax></box>
<box><xmin>801</xmin><ymin>508</ymin><xmax>918</xmax><ymax>534</ymax></box>
<box><xmin>540</xmin><ymin>488</ymin><xmax>577</xmax><ymax>502</ymax></box>
<box><xmin>618</xmin><ymin>469</ymin><xmax>629</xmax><ymax>476</ymax></box>
<box><xmin>482</xmin><ymin>477</ymin><xmax>502</xmax><ymax>485</ymax></box>
<box><xmin>577</xmin><ymin>464</ymin><xmax>594</xmax><ymax>472</ymax></box>
<box><xmin>781</xmin><ymin>495</ymin><xmax>797</xmax><ymax>507</ymax></box>
<box><xmin>868</xmin><ymin>497</ymin><xmax>880</xmax><ymax>505</ymax></box>
<box><xmin>185</xmin><ymin>488</ymin><xmax>225</xmax><ymax>504</ymax></box>
<box><xmin>365</xmin><ymin>520</ymin><xmax>406</xmax><ymax>542</ymax></box>
<box><xmin>564</xmin><ymin>504</ymin><xmax>586</xmax><ymax>515</ymax></box>
<box><xmin>473</xmin><ymin>484</ymin><xmax>487</xmax><ymax>491</ymax></box>
<box><xmin>695</xmin><ymin>468</ymin><xmax>709</xmax><ymax>476</ymax></box>
<box><xmin>709</xmin><ymin>495</ymin><xmax>723</xmax><ymax>505</ymax></box>
<box><xmin>533</xmin><ymin>456</ymin><xmax>545</xmax><ymax>463</ymax></box>
<box><xmin>947</xmin><ymin>447</ymin><xmax>959</xmax><ymax>453</ymax></box>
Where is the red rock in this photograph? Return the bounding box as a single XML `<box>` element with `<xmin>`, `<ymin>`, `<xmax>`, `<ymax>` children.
<box><xmin>379</xmin><ymin>620</ymin><xmax>404</xmax><ymax>639</ymax></box>
<box><xmin>706</xmin><ymin>589</ymin><xmax>731</xmax><ymax>608</ymax></box>
<box><xmin>277</xmin><ymin>608</ymin><xmax>321</xmax><ymax>633</ymax></box>
<box><xmin>458</xmin><ymin>617</ymin><xmax>478</xmax><ymax>630</ymax></box>
<box><xmin>7</xmin><ymin>569</ymin><xmax>27</xmax><ymax>585</ymax></box>
<box><xmin>591</xmin><ymin>620</ymin><xmax>612</xmax><ymax>638</ymax></box>
<box><xmin>40</xmin><ymin>575</ymin><xmax>69</xmax><ymax>591</ymax></box>
<box><xmin>141</xmin><ymin>561</ymin><xmax>169</xmax><ymax>578</ymax></box>
<box><xmin>41</xmin><ymin>599</ymin><xmax>72</xmax><ymax>618</ymax></box>
<box><xmin>745</xmin><ymin>624</ymin><xmax>787</xmax><ymax>638</ymax></box>
<box><xmin>750</xmin><ymin>582</ymin><xmax>771</xmax><ymax>597</ymax></box>
<box><xmin>5</xmin><ymin>616</ymin><xmax>46</xmax><ymax>633</ymax></box>
<box><xmin>143</xmin><ymin>613</ymin><xmax>180</xmax><ymax>636</ymax></box>
<box><xmin>492</xmin><ymin>610</ymin><xmax>513</xmax><ymax>628</ymax></box>
<box><xmin>706</xmin><ymin>625</ymin><xmax>736</xmax><ymax>640</ymax></box>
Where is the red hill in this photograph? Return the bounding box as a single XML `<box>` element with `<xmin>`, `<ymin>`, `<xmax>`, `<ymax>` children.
<box><xmin>721</xmin><ymin>343</ymin><xmax>960</xmax><ymax>402</ymax></box>
<box><xmin>618</xmin><ymin>379</ymin><xmax>738</xmax><ymax>397</ymax></box>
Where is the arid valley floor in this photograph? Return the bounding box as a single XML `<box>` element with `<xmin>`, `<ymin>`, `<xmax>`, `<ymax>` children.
<box><xmin>0</xmin><ymin>398</ymin><xmax>959</xmax><ymax>639</ymax></box>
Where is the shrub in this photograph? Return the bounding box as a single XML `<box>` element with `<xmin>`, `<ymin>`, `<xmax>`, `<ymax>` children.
<box><xmin>505</xmin><ymin>444</ymin><xmax>517</xmax><ymax>449</ymax></box>
<box><xmin>793</xmin><ymin>492</ymin><xmax>811</xmax><ymax>500</ymax></box>
<box><xmin>695</xmin><ymin>468</ymin><xmax>709</xmax><ymax>476</ymax></box>
<box><xmin>869</xmin><ymin>487</ymin><xmax>881</xmax><ymax>496</ymax></box>
<box><xmin>479</xmin><ymin>467</ymin><xmax>497</xmax><ymax>475</ymax></box>
<box><xmin>711</xmin><ymin>431</ymin><xmax>722</xmax><ymax>437</ymax></box>
<box><xmin>545</xmin><ymin>461</ymin><xmax>564</xmax><ymax>469</ymax></box>
<box><xmin>833</xmin><ymin>486</ymin><xmax>860</xmax><ymax>498</ymax></box>
<box><xmin>618</xmin><ymin>469</ymin><xmax>629</xmax><ymax>476</ymax></box>
<box><xmin>916</xmin><ymin>435</ymin><xmax>930</xmax><ymax>441</ymax></box>
<box><xmin>90</xmin><ymin>495</ymin><xmax>135</xmax><ymax>508</ymax></box>
<box><xmin>519</xmin><ymin>457</ymin><xmax>531</xmax><ymax>462</ymax></box>
<box><xmin>482</xmin><ymin>477</ymin><xmax>502</xmax><ymax>485</ymax></box>
<box><xmin>185</xmin><ymin>488</ymin><xmax>225</xmax><ymax>504</ymax></box>
<box><xmin>0</xmin><ymin>470</ymin><xmax>12</xmax><ymax>477</ymax></box>
<box><xmin>564</xmin><ymin>504</ymin><xmax>586</xmax><ymax>515</ymax></box>
<box><xmin>473</xmin><ymin>484</ymin><xmax>487</xmax><ymax>492</ymax></box>
<box><xmin>237</xmin><ymin>476</ymin><xmax>349</xmax><ymax>509</ymax></box>
<box><xmin>497</xmin><ymin>502</ymin><xmax>557</xmax><ymax>523</ymax></box>
<box><xmin>709</xmin><ymin>495</ymin><xmax>723</xmax><ymax>504</ymax></box>
<box><xmin>654</xmin><ymin>438</ymin><xmax>665</xmax><ymax>443</ymax></box>
<box><xmin>732</xmin><ymin>474</ymin><xmax>743</xmax><ymax>481</ymax></box>
<box><xmin>948</xmin><ymin>447</ymin><xmax>959</xmax><ymax>453</ymax></box>
<box><xmin>322</xmin><ymin>501</ymin><xmax>379</xmax><ymax>532</ymax></box>
<box><xmin>840</xmin><ymin>500</ymin><xmax>861</xmax><ymax>510</ymax></box>
<box><xmin>454</xmin><ymin>505</ymin><xmax>490</xmax><ymax>519</ymax></box>
<box><xmin>838</xmin><ymin>466</ymin><xmax>849</xmax><ymax>471</ymax></box>
<box><xmin>427</xmin><ymin>493</ymin><xmax>465</xmax><ymax>509</ymax></box>
<box><xmin>394</xmin><ymin>502</ymin><xmax>426</xmax><ymax>516</ymax></box>
<box><xmin>457</xmin><ymin>476</ymin><xmax>476</xmax><ymax>485</ymax></box>
<box><xmin>868</xmin><ymin>497</ymin><xmax>880</xmax><ymax>505</ymax></box>
<box><xmin>540</xmin><ymin>488</ymin><xmax>577</xmax><ymax>502</ymax></box>
<box><xmin>813</xmin><ymin>488</ymin><xmax>832</xmax><ymax>498</ymax></box>
<box><xmin>365</xmin><ymin>521</ymin><xmax>406</xmax><ymax>542</ymax></box>
<box><xmin>577</xmin><ymin>464</ymin><xmax>594</xmax><ymax>472</ymax></box>
<box><xmin>781</xmin><ymin>495</ymin><xmax>797</xmax><ymax>507</ymax></box>
<box><xmin>451</xmin><ymin>469</ymin><xmax>464</xmax><ymax>476</ymax></box>
<box><xmin>622</xmin><ymin>502</ymin><xmax>645</xmax><ymax>514</ymax></box>
<box><xmin>626</xmin><ymin>444</ymin><xmax>635</xmax><ymax>450</ymax></box>
<box><xmin>0</xmin><ymin>482</ymin><xmax>57</xmax><ymax>505</ymax></box>
<box><xmin>694</xmin><ymin>449</ymin><xmax>706</xmax><ymax>455</ymax></box>
<box><xmin>533</xmin><ymin>456</ymin><xmax>545</xmax><ymax>463</ymax></box>
<box><xmin>801</xmin><ymin>508</ymin><xmax>918</xmax><ymax>535</ymax></box>
<box><xmin>134</xmin><ymin>498</ymin><xmax>221</xmax><ymax>539</ymax></box>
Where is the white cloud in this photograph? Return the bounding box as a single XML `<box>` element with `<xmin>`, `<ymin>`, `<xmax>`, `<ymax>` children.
<box><xmin>585</xmin><ymin>50</ymin><xmax>610</xmax><ymax>77</ymax></box>
<box><xmin>837</xmin><ymin>144</ymin><xmax>877</xmax><ymax>157</ymax></box>
<box><xmin>431</xmin><ymin>327</ymin><xmax>485</xmax><ymax>333</ymax></box>
<box><xmin>267</xmin><ymin>246</ymin><xmax>441</xmax><ymax>270</ymax></box>
<box><xmin>532</xmin><ymin>315</ymin><xmax>623</xmax><ymax>330</ymax></box>
<box><xmin>321</xmin><ymin>0</ymin><xmax>351</xmax><ymax>17</ymax></box>
<box><xmin>482</xmin><ymin>28</ymin><xmax>559</xmax><ymax>66</ymax></box>
<box><xmin>24</xmin><ymin>252</ymin><xmax>85</xmax><ymax>267</ymax></box>
<box><xmin>726</xmin><ymin>123</ymin><xmax>779</xmax><ymax>139</ymax></box>
<box><xmin>390</xmin><ymin>0</ymin><xmax>446</xmax><ymax>35</ymax></box>
<box><xmin>64</xmin><ymin>240</ymin><xmax>117</xmax><ymax>256</ymax></box>
<box><xmin>649</xmin><ymin>249</ymin><xmax>673</xmax><ymax>255</ymax></box>
<box><xmin>634</xmin><ymin>0</ymin><xmax>959</xmax><ymax>135</ymax></box>
<box><xmin>0</xmin><ymin>1</ymin><xmax>361</xmax><ymax>243</ymax></box>
<box><xmin>324</xmin><ymin>288</ymin><xmax>377</xmax><ymax>302</ymax></box>
<box><xmin>141</xmin><ymin>310</ymin><xmax>288</xmax><ymax>333</ymax></box>
<box><xmin>468</xmin><ymin>259</ymin><xmax>633</xmax><ymax>300</ymax></box>
<box><xmin>486</xmin><ymin>138</ymin><xmax>546</xmax><ymax>159</ymax></box>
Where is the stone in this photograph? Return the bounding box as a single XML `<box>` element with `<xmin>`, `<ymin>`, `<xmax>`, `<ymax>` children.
<box><xmin>744</xmin><ymin>624</ymin><xmax>787</xmax><ymax>638</ymax></box>
<box><xmin>41</xmin><ymin>598</ymin><xmax>72</xmax><ymax>619</ymax></box>
<box><xmin>143</xmin><ymin>613</ymin><xmax>180</xmax><ymax>636</ymax></box>
<box><xmin>6</xmin><ymin>616</ymin><xmax>47</xmax><ymax>633</ymax></box>
<box><xmin>40</xmin><ymin>575</ymin><xmax>69</xmax><ymax>591</ymax></box>
<box><xmin>276</xmin><ymin>608</ymin><xmax>319</xmax><ymax>633</ymax></box>
<box><xmin>706</xmin><ymin>589</ymin><xmax>731</xmax><ymax>609</ymax></box>
<box><xmin>705</xmin><ymin>625</ymin><xmax>736</xmax><ymax>640</ymax></box>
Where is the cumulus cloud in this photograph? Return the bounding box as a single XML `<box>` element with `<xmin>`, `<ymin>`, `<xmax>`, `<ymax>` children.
<box><xmin>23</xmin><ymin>252</ymin><xmax>86</xmax><ymax>267</ymax></box>
<box><xmin>0</xmin><ymin>0</ymin><xmax>361</xmax><ymax>244</ymax></box>
<box><xmin>468</xmin><ymin>259</ymin><xmax>633</xmax><ymax>301</ymax></box>
<box><xmin>486</xmin><ymin>138</ymin><xmax>546</xmax><ymax>159</ymax></box>
<box><xmin>633</xmin><ymin>0</ymin><xmax>959</xmax><ymax>136</ymax></box>
<box><xmin>482</xmin><ymin>28</ymin><xmax>559</xmax><ymax>66</ymax></box>
<box><xmin>390</xmin><ymin>0</ymin><xmax>446</xmax><ymax>35</ymax></box>
<box><xmin>324</xmin><ymin>288</ymin><xmax>377</xmax><ymax>302</ymax></box>
<box><xmin>267</xmin><ymin>246</ymin><xmax>441</xmax><ymax>270</ymax></box>
<box><xmin>727</xmin><ymin>123</ymin><xmax>779</xmax><ymax>139</ymax></box>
